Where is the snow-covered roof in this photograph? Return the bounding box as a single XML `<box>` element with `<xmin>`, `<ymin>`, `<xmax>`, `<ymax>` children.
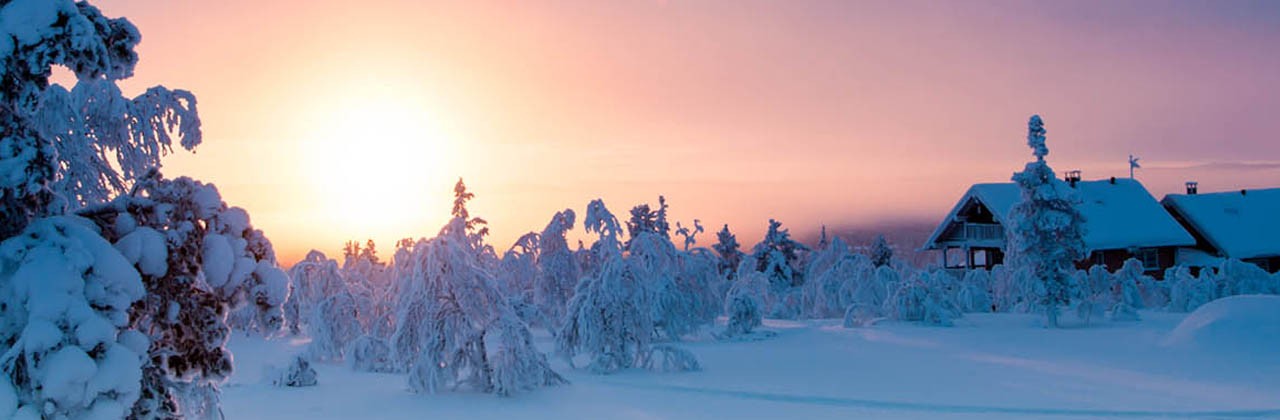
<box><xmin>1162</xmin><ymin>188</ymin><xmax>1280</xmax><ymax>260</ymax></box>
<box><xmin>924</xmin><ymin>178</ymin><xmax>1196</xmax><ymax>252</ymax></box>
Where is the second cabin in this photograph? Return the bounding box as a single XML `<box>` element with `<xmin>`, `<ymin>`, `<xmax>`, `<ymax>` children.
<box><xmin>921</xmin><ymin>172</ymin><xmax>1197</xmax><ymax>278</ymax></box>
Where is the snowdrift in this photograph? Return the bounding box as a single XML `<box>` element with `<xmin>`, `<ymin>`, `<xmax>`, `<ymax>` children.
<box><xmin>1162</xmin><ymin>295</ymin><xmax>1280</xmax><ymax>356</ymax></box>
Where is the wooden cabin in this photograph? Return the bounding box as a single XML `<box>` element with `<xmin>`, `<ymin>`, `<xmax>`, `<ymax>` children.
<box><xmin>1162</xmin><ymin>185</ymin><xmax>1280</xmax><ymax>273</ymax></box>
<box><xmin>922</xmin><ymin>174</ymin><xmax>1197</xmax><ymax>278</ymax></box>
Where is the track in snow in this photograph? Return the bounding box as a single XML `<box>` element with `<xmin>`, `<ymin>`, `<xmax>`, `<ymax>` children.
<box><xmin>600</xmin><ymin>381</ymin><xmax>1280</xmax><ymax>419</ymax></box>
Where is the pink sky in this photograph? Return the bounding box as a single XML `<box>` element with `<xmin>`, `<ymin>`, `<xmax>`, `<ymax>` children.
<box><xmin>92</xmin><ymin>0</ymin><xmax>1280</xmax><ymax>264</ymax></box>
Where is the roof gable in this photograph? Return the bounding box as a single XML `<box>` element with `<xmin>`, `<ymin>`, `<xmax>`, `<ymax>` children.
<box><xmin>1162</xmin><ymin>188</ymin><xmax>1280</xmax><ymax>260</ymax></box>
<box><xmin>925</xmin><ymin>178</ymin><xmax>1196</xmax><ymax>252</ymax></box>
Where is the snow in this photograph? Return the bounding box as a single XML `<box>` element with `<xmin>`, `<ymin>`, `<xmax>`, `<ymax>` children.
<box><xmin>1162</xmin><ymin>295</ymin><xmax>1280</xmax><ymax>356</ymax></box>
<box><xmin>1162</xmin><ymin>188</ymin><xmax>1280</xmax><ymax>260</ymax></box>
<box><xmin>42</xmin><ymin>347</ymin><xmax>97</xmax><ymax>407</ymax></box>
<box><xmin>222</xmin><ymin>312</ymin><xmax>1280</xmax><ymax>419</ymax></box>
<box><xmin>202</xmin><ymin>233</ymin><xmax>235</xmax><ymax>288</ymax></box>
<box><xmin>113</xmin><ymin>227</ymin><xmax>168</xmax><ymax>277</ymax></box>
<box><xmin>0</xmin><ymin>216</ymin><xmax>147</xmax><ymax>418</ymax></box>
<box><xmin>0</xmin><ymin>0</ymin><xmax>68</xmax><ymax>47</ymax></box>
<box><xmin>924</xmin><ymin>178</ymin><xmax>1196</xmax><ymax>252</ymax></box>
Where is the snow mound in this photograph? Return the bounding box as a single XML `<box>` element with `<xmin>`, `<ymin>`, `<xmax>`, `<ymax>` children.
<box><xmin>1162</xmin><ymin>295</ymin><xmax>1280</xmax><ymax>355</ymax></box>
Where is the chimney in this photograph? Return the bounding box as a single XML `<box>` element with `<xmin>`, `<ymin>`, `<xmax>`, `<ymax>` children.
<box><xmin>1109</xmin><ymin>176</ymin><xmax>1116</xmax><ymax>185</ymax></box>
<box><xmin>1186</xmin><ymin>181</ymin><xmax>1198</xmax><ymax>195</ymax></box>
<box><xmin>1242</xmin><ymin>189</ymin><xmax>1248</xmax><ymax>196</ymax></box>
<box><xmin>1066</xmin><ymin>170</ymin><xmax>1082</xmax><ymax>187</ymax></box>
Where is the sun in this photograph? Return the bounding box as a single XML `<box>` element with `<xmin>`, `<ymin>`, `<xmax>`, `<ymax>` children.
<box><xmin>299</xmin><ymin>87</ymin><xmax>456</xmax><ymax>244</ymax></box>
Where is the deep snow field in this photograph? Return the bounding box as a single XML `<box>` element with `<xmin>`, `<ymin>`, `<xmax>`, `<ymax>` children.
<box><xmin>221</xmin><ymin>301</ymin><xmax>1280</xmax><ymax>420</ymax></box>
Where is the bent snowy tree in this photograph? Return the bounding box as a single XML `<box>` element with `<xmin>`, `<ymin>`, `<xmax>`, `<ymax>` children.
<box><xmin>390</xmin><ymin>180</ymin><xmax>564</xmax><ymax>396</ymax></box>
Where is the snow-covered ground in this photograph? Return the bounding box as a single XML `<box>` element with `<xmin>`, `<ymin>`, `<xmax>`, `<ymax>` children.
<box><xmin>221</xmin><ymin>308</ymin><xmax>1280</xmax><ymax>420</ymax></box>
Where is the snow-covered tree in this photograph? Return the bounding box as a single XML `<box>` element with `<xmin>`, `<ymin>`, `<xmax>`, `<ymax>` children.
<box><xmin>957</xmin><ymin>269</ymin><xmax>994</xmax><ymax>313</ymax></box>
<box><xmin>869</xmin><ymin>234</ymin><xmax>894</xmax><ymax>268</ymax></box>
<box><xmin>625</xmin><ymin>195</ymin><xmax>670</xmax><ymax>243</ymax></box>
<box><xmin>534</xmin><ymin>209</ymin><xmax>578</xmax><ymax>329</ymax></box>
<box><xmin>674</xmin><ymin>220</ymin><xmax>704</xmax><ymax>252</ymax></box>
<box><xmin>801</xmin><ymin>236</ymin><xmax>857</xmax><ymax>318</ymax></box>
<box><xmin>0</xmin><ymin>0</ymin><xmax>201</xmax><ymax>239</ymax></box>
<box><xmin>750</xmin><ymin>219</ymin><xmax>808</xmax><ymax>291</ymax></box>
<box><xmin>883</xmin><ymin>271</ymin><xmax>959</xmax><ymax>326</ymax></box>
<box><xmin>344</xmin><ymin>335</ymin><xmax>396</xmax><ymax>373</ymax></box>
<box><xmin>0</xmin><ymin>217</ymin><xmax>147</xmax><ymax>420</ymax></box>
<box><xmin>283</xmin><ymin>251</ymin><xmax>347</xmax><ymax>335</ymax></box>
<box><xmin>989</xmin><ymin>265</ymin><xmax>1017</xmax><ymax>312</ymax></box>
<box><xmin>712</xmin><ymin>224</ymin><xmax>744</xmax><ymax>281</ymax></box>
<box><xmin>674</xmin><ymin>247</ymin><xmax>724</xmax><ymax>329</ymax></box>
<box><xmin>1005</xmin><ymin>115</ymin><xmax>1086</xmax><ymax>327</ymax></box>
<box><xmin>1166</xmin><ymin>266</ymin><xmax>1215</xmax><ymax>313</ymax></box>
<box><xmin>498</xmin><ymin>233</ymin><xmax>541</xmax><ymax>324</ymax></box>
<box><xmin>305</xmin><ymin>292</ymin><xmax>363</xmax><ymax>362</ymax></box>
<box><xmin>391</xmin><ymin>181</ymin><xmax>563</xmax><ymax>395</ymax></box>
<box><xmin>842</xmin><ymin>260</ymin><xmax>888</xmax><ymax>326</ymax></box>
<box><xmin>557</xmin><ymin>199</ymin><xmax>655</xmax><ymax>372</ymax></box>
<box><xmin>1073</xmin><ymin>265</ymin><xmax>1111</xmax><ymax>325</ymax></box>
<box><xmin>1139</xmin><ymin>273</ymin><xmax>1169</xmax><ymax>309</ymax></box>
<box><xmin>721</xmin><ymin>266</ymin><xmax>768</xmax><ymax>338</ymax></box>
<box><xmin>631</xmin><ymin>230</ymin><xmax>699</xmax><ymax>341</ymax></box>
<box><xmin>1217</xmin><ymin>258</ymin><xmax>1274</xmax><ymax>297</ymax></box>
<box><xmin>79</xmin><ymin>174</ymin><xmax>289</xmax><ymax>419</ymax></box>
<box><xmin>1110</xmin><ymin>259</ymin><xmax>1145</xmax><ymax>322</ymax></box>
<box><xmin>627</xmin><ymin>197</ymin><xmax>717</xmax><ymax>341</ymax></box>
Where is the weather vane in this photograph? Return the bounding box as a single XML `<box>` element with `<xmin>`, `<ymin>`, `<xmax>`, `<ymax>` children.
<box><xmin>1129</xmin><ymin>154</ymin><xmax>1141</xmax><ymax>179</ymax></box>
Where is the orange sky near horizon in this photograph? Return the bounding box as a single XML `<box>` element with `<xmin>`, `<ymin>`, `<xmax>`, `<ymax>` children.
<box><xmin>89</xmin><ymin>0</ymin><xmax>1280</xmax><ymax>266</ymax></box>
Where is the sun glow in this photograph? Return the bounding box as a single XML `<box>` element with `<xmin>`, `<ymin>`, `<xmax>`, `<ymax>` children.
<box><xmin>300</xmin><ymin>86</ymin><xmax>457</xmax><ymax>246</ymax></box>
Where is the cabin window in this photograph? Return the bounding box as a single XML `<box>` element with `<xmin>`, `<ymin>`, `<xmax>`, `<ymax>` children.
<box><xmin>1138</xmin><ymin>248</ymin><xmax>1160</xmax><ymax>271</ymax></box>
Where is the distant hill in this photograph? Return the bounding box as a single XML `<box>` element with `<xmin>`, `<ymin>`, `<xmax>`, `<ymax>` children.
<box><xmin>796</xmin><ymin>219</ymin><xmax>939</xmax><ymax>268</ymax></box>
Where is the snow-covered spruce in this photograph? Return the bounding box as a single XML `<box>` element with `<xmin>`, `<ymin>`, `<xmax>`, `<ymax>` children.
<box><xmin>0</xmin><ymin>217</ymin><xmax>147</xmax><ymax>420</ymax></box>
<box><xmin>1005</xmin><ymin>115</ymin><xmax>1087</xmax><ymax>327</ymax></box>
<box><xmin>743</xmin><ymin>219</ymin><xmax>810</xmax><ymax>319</ymax></box>
<box><xmin>712</xmin><ymin>224</ymin><xmax>745</xmax><ymax>281</ymax></box>
<box><xmin>749</xmin><ymin>219</ymin><xmax>809</xmax><ymax>293</ymax></box>
<box><xmin>391</xmin><ymin>180</ymin><xmax>564</xmax><ymax>396</ymax></box>
<box><xmin>869</xmin><ymin>234</ymin><xmax>894</xmax><ymax>268</ymax></box>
